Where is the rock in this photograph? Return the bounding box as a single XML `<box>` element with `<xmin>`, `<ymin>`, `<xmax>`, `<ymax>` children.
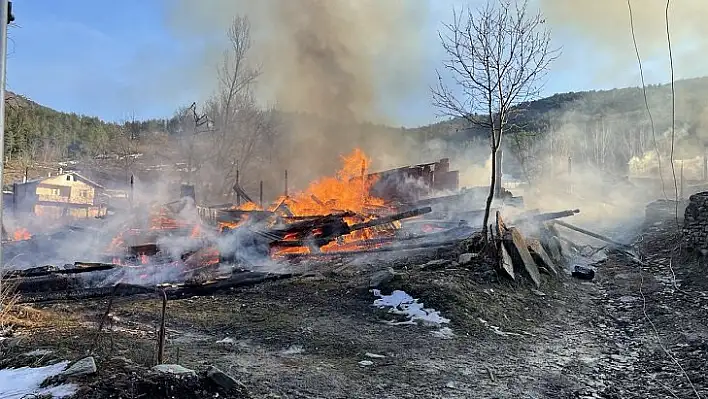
<box><xmin>458</xmin><ymin>253</ymin><xmax>477</xmax><ymax>264</ymax></box>
<box><xmin>572</xmin><ymin>265</ymin><xmax>595</xmax><ymax>281</ymax></box>
<box><xmin>531</xmin><ymin>289</ymin><xmax>546</xmax><ymax>297</ymax></box>
<box><xmin>62</xmin><ymin>356</ymin><xmax>97</xmax><ymax>377</ymax></box>
<box><xmin>358</xmin><ymin>360</ymin><xmax>374</xmax><ymax>367</ymax></box>
<box><xmin>420</xmin><ymin>259</ymin><xmax>450</xmax><ymax>270</ymax></box>
<box><xmin>152</xmin><ymin>364</ymin><xmax>197</xmax><ymax>377</ymax></box>
<box><xmin>365</xmin><ymin>352</ymin><xmax>386</xmax><ymax>359</ymax></box>
<box><xmin>369</xmin><ymin>268</ymin><xmax>396</xmax><ymax>288</ymax></box>
<box><xmin>207</xmin><ymin>366</ymin><xmax>247</xmax><ymax>391</ymax></box>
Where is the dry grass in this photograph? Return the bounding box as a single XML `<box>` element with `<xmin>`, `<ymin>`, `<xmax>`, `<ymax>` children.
<box><xmin>0</xmin><ymin>270</ymin><xmax>19</xmax><ymax>331</ymax></box>
<box><xmin>0</xmin><ymin>269</ymin><xmax>68</xmax><ymax>330</ymax></box>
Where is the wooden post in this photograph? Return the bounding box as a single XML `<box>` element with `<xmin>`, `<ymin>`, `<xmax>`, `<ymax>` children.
<box><xmin>284</xmin><ymin>169</ymin><xmax>289</xmax><ymax>198</ymax></box>
<box><xmin>568</xmin><ymin>157</ymin><xmax>573</xmax><ymax>194</ymax></box>
<box><xmin>156</xmin><ymin>289</ymin><xmax>167</xmax><ymax>365</ymax></box>
<box><xmin>259</xmin><ymin>180</ymin><xmax>263</xmax><ymax>208</ymax></box>
<box><xmin>680</xmin><ymin>160</ymin><xmax>684</xmax><ymax>199</ymax></box>
<box><xmin>236</xmin><ymin>166</ymin><xmax>241</xmax><ymax>206</ymax></box>
<box><xmin>361</xmin><ymin>160</ymin><xmax>366</xmax><ymax>206</ymax></box>
<box><xmin>129</xmin><ymin>174</ymin><xmax>134</xmax><ymax>209</ymax></box>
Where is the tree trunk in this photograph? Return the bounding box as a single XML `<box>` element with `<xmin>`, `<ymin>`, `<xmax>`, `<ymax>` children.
<box><xmin>494</xmin><ymin>149</ymin><xmax>503</xmax><ymax>197</ymax></box>
<box><xmin>482</xmin><ymin>145</ymin><xmax>497</xmax><ymax>242</ymax></box>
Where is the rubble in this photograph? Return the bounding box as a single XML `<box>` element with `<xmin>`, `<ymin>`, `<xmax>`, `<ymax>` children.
<box><xmin>369</xmin><ymin>267</ymin><xmax>396</xmax><ymax>288</ymax></box>
<box><xmin>206</xmin><ymin>366</ymin><xmax>247</xmax><ymax>391</ymax></box>
<box><xmin>683</xmin><ymin>192</ymin><xmax>708</xmax><ymax>254</ymax></box>
<box><xmin>152</xmin><ymin>364</ymin><xmax>196</xmax><ymax>378</ymax></box>
<box><xmin>61</xmin><ymin>356</ymin><xmax>97</xmax><ymax>377</ymax></box>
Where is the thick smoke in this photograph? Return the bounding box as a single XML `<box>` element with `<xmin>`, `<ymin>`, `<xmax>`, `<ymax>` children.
<box><xmin>538</xmin><ymin>0</ymin><xmax>708</xmax><ymax>84</ymax></box>
<box><xmin>166</xmin><ymin>0</ymin><xmax>434</xmax><ymax>190</ymax></box>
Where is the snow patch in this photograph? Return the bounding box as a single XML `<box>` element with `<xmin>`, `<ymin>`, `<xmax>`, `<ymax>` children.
<box><xmin>0</xmin><ymin>361</ymin><xmax>77</xmax><ymax>399</ymax></box>
<box><xmin>372</xmin><ymin>289</ymin><xmax>450</xmax><ymax>326</ymax></box>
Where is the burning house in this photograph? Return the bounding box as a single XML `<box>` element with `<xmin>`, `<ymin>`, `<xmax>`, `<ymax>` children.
<box><xmin>10</xmin><ymin>171</ymin><xmax>107</xmax><ymax>219</ymax></box>
<box><xmin>368</xmin><ymin>158</ymin><xmax>460</xmax><ymax>202</ymax></box>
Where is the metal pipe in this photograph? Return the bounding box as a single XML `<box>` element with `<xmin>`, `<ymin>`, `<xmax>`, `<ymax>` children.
<box><xmin>0</xmin><ymin>1</ymin><xmax>11</xmax><ymax>293</ymax></box>
<box><xmin>284</xmin><ymin>169</ymin><xmax>288</xmax><ymax>198</ymax></box>
<box><xmin>259</xmin><ymin>180</ymin><xmax>263</xmax><ymax>208</ymax></box>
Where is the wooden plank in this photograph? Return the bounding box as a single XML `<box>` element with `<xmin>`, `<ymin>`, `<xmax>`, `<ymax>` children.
<box><xmin>527</xmin><ymin>238</ymin><xmax>559</xmax><ymax>277</ymax></box>
<box><xmin>540</xmin><ymin>224</ymin><xmax>563</xmax><ymax>262</ymax></box>
<box><xmin>507</xmin><ymin>227</ymin><xmax>542</xmax><ymax>288</ymax></box>
<box><xmin>500</xmin><ymin>243</ymin><xmax>515</xmax><ymax>280</ymax></box>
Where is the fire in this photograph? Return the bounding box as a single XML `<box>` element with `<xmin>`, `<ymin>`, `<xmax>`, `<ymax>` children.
<box><xmin>264</xmin><ymin>149</ymin><xmax>398</xmax><ymax>256</ymax></box>
<box><xmin>12</xmin><ymin>228</ymin><xmax>31</xmax><ymax>241</ymax></box>
<box><xmin>279</xmin><ymin>149</ymin><xmax>384</xmax><ymax>216</ymax></box>
<box><xmin>237</xmin><ymin>202</ymin><xmax>261</xmax><ymax>211</ymax></box>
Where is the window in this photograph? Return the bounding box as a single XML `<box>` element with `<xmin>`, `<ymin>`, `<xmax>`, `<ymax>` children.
<box><xmin>80</xmin><ymin>190</ymin><xmax>88</xmax><ymax>198</ymax></box>
<box><xmin>66</xmin><ymin>175</ymin><xmax>72</xmax><ymax>182</ymax></box>
<box><xmin>51</xmin><ymin>188</ymin><xmax>60</xmax><ymax>196</ymax></box>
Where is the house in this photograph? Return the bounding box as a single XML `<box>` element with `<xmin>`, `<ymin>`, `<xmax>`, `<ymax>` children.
<box><xmin>11</xmin><ymin>172</ymin><xmax>107</xmax><ymax>219</ymax></box>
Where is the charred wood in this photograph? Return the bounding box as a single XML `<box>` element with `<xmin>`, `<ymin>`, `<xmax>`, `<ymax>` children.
<box><xmin>511</xmin><ymin>209</ymin><xmax>580</xmax><ymax>225</ymax></box>
<box><xmin>551</xmin><ymin>220</ymin><xmax>633</xmax><ymax>252</ymax></box>
<box><xmin>16</xmin><ymin>272</ymin><xmax>296</xmax><ymax>303</ymax></box>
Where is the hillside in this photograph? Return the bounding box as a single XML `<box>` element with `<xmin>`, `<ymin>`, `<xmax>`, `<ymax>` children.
<box><xmin>5</xmin><ymin>76</ymin><xmax>708</xmax><ymax>193</ymax></box>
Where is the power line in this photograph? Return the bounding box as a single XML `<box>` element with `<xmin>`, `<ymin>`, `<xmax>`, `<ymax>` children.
<box><xmin>626</xmin><ymin>0</ymin><xmax>668</xmax><ymax>200</ymax></box>
<box><xmin>665</xmin><ymin>0</ymin><xmax>680</xmax><ymax>232</ymax></box>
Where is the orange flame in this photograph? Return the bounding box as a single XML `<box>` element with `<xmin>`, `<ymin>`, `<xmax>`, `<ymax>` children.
<box><xmin>265</xmin><ymin>149</ymin><xmax>398</xmax><ymax>256</ymax></box>
<box><xmin>278</xmin><ymin>149</ymin><xmax>384</xmax><ymax>216</ymax></box>
<box><xmin>12</xmin><ymin>228</ymin><xmax>31</xmax><ymax>241</ymax></box>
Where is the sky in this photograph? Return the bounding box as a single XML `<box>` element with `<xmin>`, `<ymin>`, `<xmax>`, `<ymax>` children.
<box><xmin>5</xmin><ymin>0</ymin><xmax>704</xmax><ymax>127</ymax></box>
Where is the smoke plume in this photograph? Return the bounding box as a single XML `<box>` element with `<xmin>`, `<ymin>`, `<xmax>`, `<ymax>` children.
<box><xmin>166</xmin><ymin>0</ymin><xmax>432</xmax><ymax>189</ymax></box>
<box><xmin>538</xmin><ymin>0</ymin><xmax>708</xmax><ymax>84</ymax></box>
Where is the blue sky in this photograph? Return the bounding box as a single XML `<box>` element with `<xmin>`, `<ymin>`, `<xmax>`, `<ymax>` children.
<box><xmin>6</xmin><ymin>0</ymin><xmax>700</xmax><ymax>127</ymax></box>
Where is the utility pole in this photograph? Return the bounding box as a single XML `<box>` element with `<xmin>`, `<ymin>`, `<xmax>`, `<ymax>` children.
<box><xmin>0</xmin><ymin>0</ymin><xmax>14</xmax><ymax>309</ymax></box>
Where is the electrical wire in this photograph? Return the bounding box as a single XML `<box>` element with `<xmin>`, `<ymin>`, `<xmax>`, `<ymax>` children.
<box><xmin>636</xmin><ymin>234</ymin><xmax>701</xmax><ymax>399</ymax></box>
<box><xmin>626</xmin><ymin>0</ymin><xmax>668</xmax><ymax>201</ymax></box>
<box><xmin>665</xmin><ymin>0</ymin><xmax>680</xmax><ymax>232</ymax></box>
<box><xmin>626</xmin><ymin>2</ymin><xmax>700</xmax><ymax>397</ymax></box>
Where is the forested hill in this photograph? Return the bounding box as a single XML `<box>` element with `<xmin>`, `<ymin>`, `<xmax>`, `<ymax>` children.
<box><xmin>410</xmin><ymin>76</ymin><xmax>708</xmax><ymax>146</ymax></box>
<box><xmin>5</xmin><ymin>76</ymin><xmax>708</xmax><ymax>172</ymax></box>
<box><xmin>2</xmin><ymin>92</ymin><xmax>169</xmax><ymax>162</ymax></box>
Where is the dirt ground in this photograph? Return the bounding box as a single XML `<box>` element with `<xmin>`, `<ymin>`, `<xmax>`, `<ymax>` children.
<box><xmin>3</xmin><ymin>221</ymin><xmax>708</xmax><ymax>398</ymax></box>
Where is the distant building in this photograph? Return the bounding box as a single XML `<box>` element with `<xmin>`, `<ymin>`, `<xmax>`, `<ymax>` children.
<box><xmin>11</xmin><ymin>172</ymin><xmax>107</xmax><ymax>219</ymax></box>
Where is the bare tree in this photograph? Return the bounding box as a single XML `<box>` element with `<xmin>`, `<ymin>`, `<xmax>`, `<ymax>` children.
<box><xmin>172</xmin><ymin>102</ymin><xmax>211</xmax><ymax>186</ymax></box>
<box><xmin>433</xmin><ymin>0</ymin><xmax>559</xmax><ymax>240</ymax></box>
<box><xmin>113</xmin><ymin>113</ymin><xmax>142</xmax><ymax>182</ymax></box>
<box><xmin>201</xmin><ymin>15</ymin><xmax>275</xmax><ymax>202</ymax></box>
<box><xmin>15</xmin><ymin>139</ymin><xmax>39</xmax><ymax>181</ymax></box>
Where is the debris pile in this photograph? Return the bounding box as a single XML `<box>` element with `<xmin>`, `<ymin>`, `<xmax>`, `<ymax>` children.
<box><xmin>683</xmin><ymin>191</ymin><xmax>708</xmax><ymax>254</ymax></box>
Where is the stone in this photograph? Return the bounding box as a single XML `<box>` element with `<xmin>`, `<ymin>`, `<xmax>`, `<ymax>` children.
<box><xmin>458</xmin><ymin>253</ymin><xmax>476</xmax><ymax>264</ymax></box>
<box><xmin>365</xmin><ymin>352</ymin><xmax>386</xmax><ymax>359</ymax></box>
<box><xmin>152</xmin><ymin>364</ymin><xmax>197</xmax><ymax>377</ymax></box>
<box><xmin>358</xmin><ymin>360</ymin><xmax>374</xmax><ymax>367</ymax></box>
<box><xmin>420</xmin><ymin>259</ymin><xmax>449</xmax><ymax>270</ymax></box>
<box><xmin>61</xmin><ymin>356</ymin><xmax>97</xmax><ymax>377</ymax></box>
<box><xmin>369</xmin><ymin>268</ymin><xmax>396</xmax><ymax>288</ymax></box>
<box><xmin>207</xmin><ymin>366</ymin><xmax>247</xmax><ymax>391</ymax></box>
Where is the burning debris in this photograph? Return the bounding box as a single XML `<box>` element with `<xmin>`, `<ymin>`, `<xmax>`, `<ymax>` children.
<box><xmin>4</xmin><ymin>147</ymin><xmax>634</xmax><ymax>304</ymax></box>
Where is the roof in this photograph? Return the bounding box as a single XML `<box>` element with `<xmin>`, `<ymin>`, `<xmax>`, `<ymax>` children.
<box><xmin>15</xmin><ymin>172</ymin><xmax>105</xmax><ymax>189</ymax></box>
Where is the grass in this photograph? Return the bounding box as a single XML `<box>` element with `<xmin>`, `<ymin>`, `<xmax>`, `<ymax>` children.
<box><xmin>0</xmin><ymin>268</ymin><xmax>19</xmax><ymax>331</ymax></box>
